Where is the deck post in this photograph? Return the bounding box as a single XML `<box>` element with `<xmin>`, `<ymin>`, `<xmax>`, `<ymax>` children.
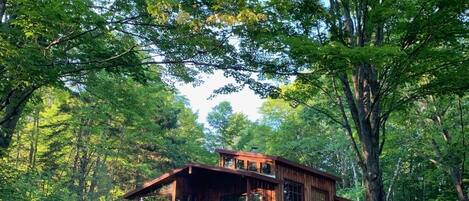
<box><xmin>172</xmin><ymin>180</ymin><xmax>177</xmax><ymax>201</ymax></box>
<box><xmin>246</xmin><ymin>178</ymin><xmax>251</xmax><ymax>201</ymax></box>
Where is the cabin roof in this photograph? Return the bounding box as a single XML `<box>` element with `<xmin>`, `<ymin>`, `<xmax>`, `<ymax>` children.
<box><xmin>123</xmin><ymin>163</ymin><xmax>281</xmax><ymax>199</ymax></box>
<box><xmin>216</xmin><ymin>149</ymin><xmax>341</xmax><ymax>181</ymax></box>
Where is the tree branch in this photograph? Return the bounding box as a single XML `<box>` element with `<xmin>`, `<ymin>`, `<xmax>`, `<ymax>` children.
<box><xmin>333</xmin><ymin>77</ymin><xmax>365</xmax><ymax>168</ymax></box>
<box><xmin>0</xmin><ymin>86</ymin><xmax>38</xmax><ymax>125</ymax></box>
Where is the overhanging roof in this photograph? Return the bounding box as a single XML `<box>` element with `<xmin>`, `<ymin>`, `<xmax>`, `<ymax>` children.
<box><xmin>216</xmin><ymin>149</ymin><xmax>341</xmax><ymax>181</ymax></box>
<box><xmin>123</xmin><ymin>163</ymin><xmax>280</xmax><ymax>199</ymax></box>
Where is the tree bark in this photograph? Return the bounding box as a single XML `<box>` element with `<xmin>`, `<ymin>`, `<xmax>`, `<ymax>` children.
<box><xmin>361</xmin><ymin>135</ymin><xmax>385</xmax><ymax>201</ymax></box>
<box><xmin>0</xmin><ymin>86</ymin><xmax>37</xmax><ymax>156</ymax></box>
<box><xmin>339</xmin><ymin>65</ymin><xmax>385</xmax><ymax>201</ymax></box>
<box><xmin>449</xmin><ymin>165</ymin><xmax>468</xmax><ymax>201</ymax></box>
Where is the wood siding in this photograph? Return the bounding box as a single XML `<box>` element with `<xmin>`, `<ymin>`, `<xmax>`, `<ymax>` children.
<box><xmin>125</xmin><ymin>150</ymin><xmax>342</xmax><ymax>201</ymax></box>
<box><xmin>275</xmin><ymin>163</ymin><xmax>336</xmax><ymax>201</ymax></box>
<box><xmin>174</xmin><ymin>174</ymin><xmax>276</xmax><ymax>201</ymax></box>
<box><xmin>219</xmin><ymin>152</ymin><xmax>337</xmax><ymax>201</ymax></box>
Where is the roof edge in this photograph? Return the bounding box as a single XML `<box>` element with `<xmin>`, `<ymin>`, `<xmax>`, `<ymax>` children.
<box><xmin>123</xmin><ymin>166</ymin><xmax>186</xmax><ymax>199</ymax></box>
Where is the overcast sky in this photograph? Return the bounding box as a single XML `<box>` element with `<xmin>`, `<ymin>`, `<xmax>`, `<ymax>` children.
<box><xmin>176</xmin><ymin>70</ymin><xmax>264</xmax><ymax>125</ymax></box>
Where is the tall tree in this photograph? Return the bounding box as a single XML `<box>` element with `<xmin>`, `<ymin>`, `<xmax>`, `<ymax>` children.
<box><xmin>206</xmin><ymin>101</ymin><xmax>252</xmax><ymax>149</ymax></box>
<box><xmin>0</xmin><ymin>0</ymin><xmax>238</xmax><ymax>154</ymax></box>
<box><xmin>414</xmin><ymin>95</ymin><xmax>468</xmax><ymax>201</ymax></box>
<box><xmin>158</xmin><ymin>1</ymin><xmax>467</xmax><ymax>200</ymax></box>
<box><xmin>0</xmin><ymin>0</ymin><xmax>141</xmax><ymax>153</ymax></box>
<box><xmin>0</xmin><ymin>71</ymin><xmax>213</xmax><ymax>200</ymax></box>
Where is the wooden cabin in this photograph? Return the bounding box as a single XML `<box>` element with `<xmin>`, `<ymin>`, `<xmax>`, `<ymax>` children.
<box><xmin>124</xmin><ymin>149</ymin><xmax>351</xmax><ymax>201</ymax></box>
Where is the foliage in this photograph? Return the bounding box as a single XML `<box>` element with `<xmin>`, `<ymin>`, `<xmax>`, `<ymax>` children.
<box><xmin>0</xmin><ymin>72</ymin><xmax>212</xmax><ymax>200</ymax></box>
<box><xmin>0</xmin><ymin>0</ymin><xmax>467</xmax><ymax>200</ymax></box>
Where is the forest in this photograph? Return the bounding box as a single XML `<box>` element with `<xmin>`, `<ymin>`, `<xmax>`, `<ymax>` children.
<box><xmin>0</xmin><ymin>0</ymin><xmax>467</xmax><ymax>201</ymax></box>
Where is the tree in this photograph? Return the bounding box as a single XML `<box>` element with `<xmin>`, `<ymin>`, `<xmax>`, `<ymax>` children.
<box><xmin>0</xmin><ymin>0</ymin><xmax>141</xmax><ymax>154</ymax></box>
<box><xmin>159</xmin><ymin>1</ymin><xmax>467</xmax><ymax>200</ymax></box>
<box><xmin>0</xmin><ymin>0</ymin><xmax>240</xmax><ymax>155</ymax></box>
<box><xmin>0</xmin><ymin>71</ymin><xmax>212</xmax><ymax>200</ymax></box>
<box><xmin>413</xmin><ymin>95</ymin><xmax>468</xmax><ymax>201</ymax></box>
<box><xmin>206</xmin><ymin>101</ymin><xmax>252</xmax><ymax>149</ymax></box>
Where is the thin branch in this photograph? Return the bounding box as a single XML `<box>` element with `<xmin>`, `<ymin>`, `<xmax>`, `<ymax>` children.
<box><xmin>338</xmin><ymin>74</ymin><xmax>362</xmax><ymax>135</ymax></box>
<box><xmin>379</xmin><ymin>114</ymin><xmax>389</xmax><ymax>156</ymax></box>
<box><xmin>45</xmin><ymin>27</ymin><xmax>99</xmax><ymax>50</ymax></box>
<box><xmin>458</xmin><ymin>97</ymin><xmax>465</xmax><ymax>182</ymax></box>
<box><xmin>333</xmin><ymin>77</ymin><xmax>365</xmax><ymax>168</ymax></box>
<box><xmin>385</xmin><ymin>157</ymin><xmax>402</xmax><ymax>201</ymax></box>
<box><xmin>282</xmin><ymin>93</ymin><xmax>345</xmax><ymax>127</ymax></box>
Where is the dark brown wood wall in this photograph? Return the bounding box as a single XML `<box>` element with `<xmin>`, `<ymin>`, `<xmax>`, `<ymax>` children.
<box><xmin>174</xmin><ymin>174</ymin><xmax>276</xmax><ymax>201</ymax></box>
<box><xmin>275</xmin><ymin>164</ymin><xmax>336</xmax><ymax>201</ymax></box>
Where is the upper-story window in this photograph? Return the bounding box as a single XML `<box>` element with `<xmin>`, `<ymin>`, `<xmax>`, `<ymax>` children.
<box><xmin>223</xmin><ymin>157</ymin><xmax>234</xmax><ymax>168</ymax></box>
<box><xmin>247</xmin><ymin>161</ymin><xmax>258</xmax><ymax>172</ymax></box>
<box><xmin>236</xmin><ymin>159</ymin><xmax>245</xmax><ymax>170</ymax></box>
<box><xmin>284</xmin><ymin>180</ymin><xmax>304</xmax><ymax>201</ymax></box>
<box><xmin>261</xmin><ymin>162</ymin><xmax>272</xmax><ymax>175</ymax></box>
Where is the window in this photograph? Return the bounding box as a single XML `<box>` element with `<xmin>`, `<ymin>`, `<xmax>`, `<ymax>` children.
<box><xmin>224</xmin><ymin>157</ymin><xmax>234</xmax><ymax>168</ymax></box>
<box><xmin>260</xmin><ymin>162</ymin><xmax>272</xmax><ymax>175</ymax></box>
<box><xmin>247</xmin><ymin>161</ymin><xmax>258</xmax><ymax>172</ymax></box>
<box><xmin>284</xmin><ymin>180</ymin><xmax>303</xmax><ymax>201</ymax></box>
<box><xmin>311</xmin><ymin>187</ymin><xmax>327</xmax><ymax>201</ymax></box>
<box><xmin>236</xmin><ymin>159</ymin><xmax>245</xmax><ymax>169</ymax></box>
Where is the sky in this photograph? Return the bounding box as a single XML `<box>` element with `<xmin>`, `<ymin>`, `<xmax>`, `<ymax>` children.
<box><xmin>176</xmin><ymin>70</ymin><xmax>265</xmax><ymax>125</ymax></box>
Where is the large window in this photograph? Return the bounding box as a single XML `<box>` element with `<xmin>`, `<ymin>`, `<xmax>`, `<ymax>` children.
<box><xmin>311</xmin><ymin>187</ymin><xmax>327</xmax><ymax>201</ymax></box>
<box><xmin>284</xmin><ymin>180</ymin><xmax>303</xmax><ymax>201</ymax></box>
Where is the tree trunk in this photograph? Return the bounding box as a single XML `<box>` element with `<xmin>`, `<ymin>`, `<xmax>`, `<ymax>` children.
<box><xmin>338</xmin><ymin>62</ymin><xmax>385</xmax><ymax>201</ymax></box>
<box><xmin>385</xmin><ymin>158</ymin><xmax>402</xmax><ymax>201</ymax></box>
<box><xmin>88</xmin><ymin>156</ymin><xmax>102</xmax><ymax>201</ymax></box>
<box><xmin>15</xmin><ymin>129</ymin><xmax>21</xmax><ymax>167</ymax></box>
<box><xmin>449</xmin><ymin>165</ymin><xmax>468</xmax><ymax>201</ymax></box>
<box><xmin>361</xmin><ymin>137</ymin><xmax>385</xmax><ymax>201</ymax></box>
<box><xmin>0</xmin><ymin>87</ymin><xmax>36</xmax><ymax>156</ymax></box>
<box><xmin>28</xmin><ymin>109</ymin><xmax>39</xmax><ymax>169</ymax></box>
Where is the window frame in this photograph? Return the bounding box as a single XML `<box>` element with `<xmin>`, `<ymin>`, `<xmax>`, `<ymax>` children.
<box><xmin>236</xmin><ymin>159</ymin><xmax>245</xmax><ymax>170</ymax></box>
<box><xmin>247</xmin><ymin>161</ymin><xmax>258</xmax><ymax>172</ymax></box>
<box><xmin>223</xmin><ymin>156</ymin><xmax>235</xmax><ymax>168</ymax></box>
<box><xmin>260</xmin><ymin>162</ymin><xmax>273</xmax><ymax>175</ymax></box>
<box><xmin>283</xmin><ymin>179</ymin><xmax>304</xmax><ymax>201</ymax></box>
